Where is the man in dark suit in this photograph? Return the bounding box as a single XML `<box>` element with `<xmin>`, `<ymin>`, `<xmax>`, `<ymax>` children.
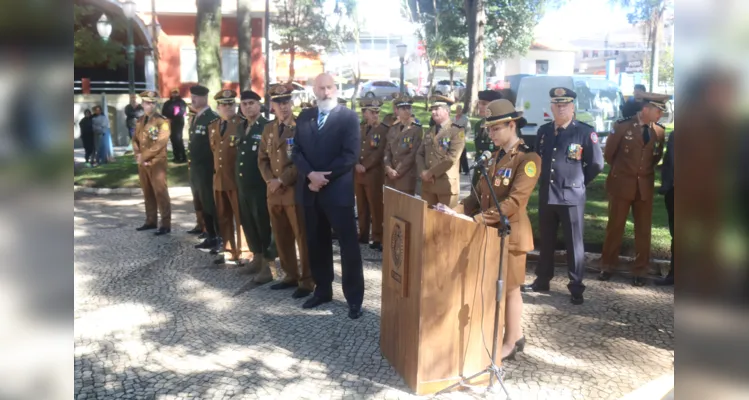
<box><xmin>292</xmin><ymin>73</ymin><xmax>365</xmax><ymax>319</ymax></box>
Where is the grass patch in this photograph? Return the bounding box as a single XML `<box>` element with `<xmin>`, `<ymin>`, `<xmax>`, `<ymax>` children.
<box><xmin>74</xmin><ymin>151</ymin><xmax>190</xmax><ymax>188</ymax></box>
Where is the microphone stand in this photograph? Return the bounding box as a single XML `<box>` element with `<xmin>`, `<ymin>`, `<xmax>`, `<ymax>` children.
<box><xmin>435</xmin><ymin>162</ymin><xmax>511</xmax><ymax>398</ymax></box>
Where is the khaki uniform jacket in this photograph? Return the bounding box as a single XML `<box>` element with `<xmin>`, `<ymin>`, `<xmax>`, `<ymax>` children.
<box><xmin>462</xmin><ymin>141</ymin><xmax>541</xmax><ymax>252</ymax></box>
<box><xmin>604</xmin><ymin>115</ymin><xmax>666</xmax><ymax>201</ymax></box>
<box><xmin>417</xmin><ymin>119</ymin><xmax>466</xmax><ymax>195</ymax></box>
<box><xmin>356</xmin><ymin>121</ymin><xmax>389</xmax><ymax>182</ymax></box>
<box><xmin>208</xmin><ymin>115</ymin><xmax>244</xmax><ymax>192</ymax></box>
<box><xmin>383</xmin><ymin>117</ymin><xmax>423</xmax><ymax>182</ymax></box>
<box><xmin>258</xmin><ymin>118</ymin><xmax>298</xmax><ymax>206</ymax></box>
<box><xmin>133</xmin><ymin>113</ymin><xmax>171</xmax><ymax>162</ymax></box>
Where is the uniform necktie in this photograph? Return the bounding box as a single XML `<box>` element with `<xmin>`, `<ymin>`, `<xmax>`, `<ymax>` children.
<box><xmin>643</xmin><ymin>125</ymin><xmax>650</xmax><ymax>144</ymax></box>
<box><xmin>366</xmin><ymin>125</ymin><xmax>372</xmax><ymax>135</ymax></box>
<box><xmin>317</xmin><ymin>112</ymin><xmax>328</xmax><ymax>130</ymax></box>
<box><xmin>555</xmin><ymin>126</ymin><xmax>564</xmax><ymax>136</ymax></box>
<box><xmin>498</xmin><ymin>149</ymin><xmax>507</xmax><ymax>159</ymax></box>
<box><xmin>220</xmin><ymin>120</ymin><xmax>227</xmax><ymax>136</ymax></box>
<box><xmin>436</xmin><ymin>125</ymin><xmax>442</xmax><ymax>134</ymax></box>
<box><xmin>144</xmin><ymin>116</ymin><xmax>149</xmax><ymax>125</ymax></box>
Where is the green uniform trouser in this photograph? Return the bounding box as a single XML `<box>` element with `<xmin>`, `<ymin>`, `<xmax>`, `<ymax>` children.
<box><xmin>237</xmin><ymin>183</ymin><xmax>277</xmax><ymax>260</ymax></box>
<box><xmin>190</xmin><ymin>164</ymin><xmax>218</xmax><ymax>234</ymax></box>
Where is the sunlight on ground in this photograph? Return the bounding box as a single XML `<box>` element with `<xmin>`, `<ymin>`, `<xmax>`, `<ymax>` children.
<box><xmin>178</xmin><ymin>278</ymin><xmax>237</xmax><ymax>312</ymax></box>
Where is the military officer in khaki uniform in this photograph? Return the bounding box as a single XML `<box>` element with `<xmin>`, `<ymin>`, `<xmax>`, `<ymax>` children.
<box><xmin>599</xmin><ymin>93</ymin><xmax>669</xmax><ymax>286</ymax></box>
<box><xmin>132</xmin><ymin>90</ymin><xmax>172</xmax><ymax>235</ymax></box>
<box><xmin>258</xmin><ymin>83</ymin><xmax>314</xmax><ymax>297</ymax></box>
<box><xmin>416</xmin><ymin>95</ymin><xmax>466</xmax><ymax>207</ymax></box>
<box><xmin>354</xmin><ymin>99</ymin><xmax>389</xmax><ymax>251</ymax></box>
<box><xmin>456</xmin><ymin>99</ymin><xmax>540</xmax><ymax>362</ymax></box>
<box><xmin>209</xmin><ymin>90</ymin><xmax>246</xmax><ymax>264</ymax></box>
<box><xmin>383</xmin><ymin>94</ymin><xmax>422</xmax><ymax>195</ymax></box>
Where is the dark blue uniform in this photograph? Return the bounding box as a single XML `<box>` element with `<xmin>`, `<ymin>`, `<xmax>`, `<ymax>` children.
<box><xmin>532</xmin><ymin>120</ymin><xmax>604</xmax><ymax>296</ymax></box>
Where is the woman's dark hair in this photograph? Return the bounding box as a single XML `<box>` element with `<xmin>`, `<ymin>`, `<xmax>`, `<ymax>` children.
<box><xmin>84</xmin><ymin>109</ymin><xmax>91</xmax><ymax>116</ymax></box>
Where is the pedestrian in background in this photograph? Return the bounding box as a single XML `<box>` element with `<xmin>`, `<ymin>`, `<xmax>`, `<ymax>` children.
<box><xmin>124</xmin><ymin>94</ymin><xmax>144</xmax><ymax>140</ymax></box>
<box><xmin>655</xmin><ymin>130</ymin><xmax>674</xmax><ymax>286</ymax></box>
<box><xmin>91</xmin><ymin>105</ymin><xmax>114</xmax><ymax>165</ymax></box>
<box><xmin>162</xmin><ymin>89</ymin><xmax>188</xmax><ymax>163</ymax></box>
<box><xmin>79</xmin><ymin>109</ymin><xmax>95</xmax><ymax>165</ymax></box>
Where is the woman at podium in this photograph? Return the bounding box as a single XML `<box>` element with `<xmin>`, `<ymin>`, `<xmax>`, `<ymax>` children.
<box><xmin>455</xmin><ymin>99</ymin><xmax>541</xmax><ymax>362</ymax></box>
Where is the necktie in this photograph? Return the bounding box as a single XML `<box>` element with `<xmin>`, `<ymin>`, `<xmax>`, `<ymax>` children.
<box><xmin>555</xmin><ymin>126</ymin><xmax>563</xmax><ymax>136</ymax></box>
<box><xmin>643</xmin><ymin>125</ymin><xmax>650</xmax><ymax>144</ymax></box>
<box><xmin>366</xmin><ymin>125</ymin><xmax>372</xmax><ymax>135</ymax></box>
<box><xmin>220</xmin><ymin>120</ymin><xmax>227</xmax><ymax>136</ymax></box>
<box><xmin>144</xmin><ymin>116</ymin><xmax>149</xmax><ymax>125</ymax></box>
<box><xmin>317</xmin><ymin>112</ymin><xmax>327</xmax><ymax>130</ymax></box>
<box><xmin>498</xmin><ymin>149</ymin><xmax>507</xmax><ymax>160</ymax></box>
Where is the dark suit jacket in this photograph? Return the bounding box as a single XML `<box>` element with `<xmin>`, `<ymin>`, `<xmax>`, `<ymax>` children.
<box><xmin>292</xmin><ymin>105</ymin><xmax>361</xmax><ymax>207</ymax></box>
<box><xmin>659</xmin><ymin>130</ymin><xmax>674</xmax><ymax>194</ymax></box>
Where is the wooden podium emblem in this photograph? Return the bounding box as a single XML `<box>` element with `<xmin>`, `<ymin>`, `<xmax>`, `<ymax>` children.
<box><xmin>389</xmin><ymin>217</ymin><xmax>409</xmax><ymax>296</ymax></box>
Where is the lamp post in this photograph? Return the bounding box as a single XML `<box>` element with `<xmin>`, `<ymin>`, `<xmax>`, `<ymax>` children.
<box><xmin>96</xmin><ymin>0</ymin><xmax>137</xmax><ymax>96</ymax></box>
<box><xmin>396</xmin><ymin>44</ymin><xmax>407</xmax><ymax>95</ymax></box>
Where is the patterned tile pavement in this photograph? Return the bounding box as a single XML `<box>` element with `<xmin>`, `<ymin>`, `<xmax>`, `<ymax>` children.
<box><xmin>74</xmin><ymin>187</ymin><xmax>674</xmax><ymax>400</ymax></box>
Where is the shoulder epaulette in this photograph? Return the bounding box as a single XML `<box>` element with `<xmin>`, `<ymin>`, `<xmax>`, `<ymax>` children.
<box><xmin>153</xmin><ymin>113</ymin><xmax>166</xmax><ymax>119</ymax></box>
<box><xmin>518</xmin><ymin>143</ymin><xmax>532</xmax><ymax>153</ymax></box>
<box><xmin>540</xmin><ymin>121</ymin><xmax>554</xmax><ymax>129</ymax></box>
<box><xmin>576</xmin><ymin>120</ymin><xmax>595</xmax><ymax>129</ymax></box>
<box><xmin>452</xmin><ymin>122</ymin><xmax>465</xmax><ymax>129</ymax></box>
<box><xmin>379</xmin><ymin>122</ymin><xmax>390</xmax><ymax>129</ymax></box>
<box><xmin>411</xmin><ymin>121</ymin><xmax>422</xmax><ymax>128</ymax></box>
<box><xmin>655</xmin><ymin>122</ymin><xmax>666</xmax><ymax>129</ymax></box>
<box><xmin>207</xmin><ymin>116</ymin><xmax>220</xmax><ymax>125</ymax></box>
<box><xmin>238</xmin><ymin>114</ymin><xmax>247</xmax><ymax>120</ymax></box>
<box><xmin>616</xmin><ymin>116</ymin><xmax>633</xmax><ymax>124</ymax></box>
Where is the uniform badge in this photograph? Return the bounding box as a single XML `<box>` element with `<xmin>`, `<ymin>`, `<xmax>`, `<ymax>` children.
<box><xmin>286</xmin><ymin>138</ymin><xmax>294</xmax><ymax>157</ymax></box>
<box><xmin>567</xmin><ymin>144</ymin><xmax>583</xmax><ymax>160</ymax></box>
<box><xmin>624</xmin><ymin>136</ymin><xmax>634</xmax><ymax>140</ymax></box>
<box><xmin>252</xmin><ymin>144</ymin><xmax>258</xmax><ymax>151</ymax></box>
<box><xmin>161</xmin><ymin>122</ymin><xmax>169</xmax><ymax>131</ymax></box>
<box><xmin>554</xmin><ymin>88</ymin><xmax>566</xmax><ymax>97</ymax></box>
<box><xmin>488</xmin><ymin>158</ymin><xmax>494</xmax><ymax>166</ymax></box>
<box><xmin>459</xmin><ymin>131</ymin><xmax>465</xmax><ymax>140</ymax></box>
<box><xmin>524</xmin><ymin>161</ymin><xmax>537</xmax><ymax>178</ymax></box>
<box><xmin>502</xmin><ymin>178</ymin><xmax>510</xmax><ymax>186</ymax></box>
<box><xmin>590</xmin><ymin>132</ymin><xmax>599</xmax><ymax>144</ymax></box>
<box><xmin>494</xmin><ymin>177</ymin><xmax>501</xmax><ymax>186</ymax></box>
<box><xmin>503</xmin><ymin>169</ymin><xmax>512</xmax><ymax>185</ymax></box>
<box><xmin>229</xmin><ymin>135</ymin><xmax>236</xmax><ymax>147</ymax></box>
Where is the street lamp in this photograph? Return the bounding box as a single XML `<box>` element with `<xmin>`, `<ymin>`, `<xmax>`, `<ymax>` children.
<box><xmin>96</xmin><ymin>15</ymin><xmax>112</xmax><ymax>41</ymax></box>
<box><xmin>397</xmin><ymin>44</ymin><xmax>407</xmax><ymax>95</ymax></box>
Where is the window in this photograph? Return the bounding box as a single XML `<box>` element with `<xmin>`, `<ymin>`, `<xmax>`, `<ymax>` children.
<box><xmin>592</xmin><ymin>50</ymin><xmax>599</xmax><ymax>57</ymax></box>
<box><xmin>180</xmin><ymin>48</ymin><xmax>198</xmax><ymax>82</ymax></box>
<box><xmin>583</xmin><ymin>50</ymin><xmax>589</xmax><ymax>58</ymax></box>
<box><xmin>221</xmin><ymin>48</ymin><xmax>239</xmax><ymax>82</ymax></box>
<box><xmin>535</xmin><ymin>60</ymin><xmax>549</xmax><ymax>74</ymax></box>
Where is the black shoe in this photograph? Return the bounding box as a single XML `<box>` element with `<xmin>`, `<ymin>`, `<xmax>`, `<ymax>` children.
<box><xmin>198</xmin><ymin>232</ymin><xmax>207</xmax><ymax>240</ymax></box>
<box><xmin>209</xmin><ymin>239</ymin><xmax>224</xmax><ymax>255</ymax></box>
<box><xmin>632</xmin><ymin>276</ymin><xmax>646</xmax><ymax>287</ymax></box>
<box><xmin>501</xmin><ymin>347</ymin><xmax>518</xmax><ymax>362</ymax></box>
<box><xmin>348</xmin><ymin>304</ymin><xmax>363</xmax><ymax>319</ymax></box>
<box><xmin>358</xmin><ymin>238</ymin><xmax>369</xmax><ymax>244</ymax></box>
<box><xmin>369</xmin><ymin>242</ymin><xmax>383</xmax><ymax>251</ymax></box>
<box><xmin>270</xmin><ymin>281</ymin><xmax>297</xmax><ymax>290</ymax></box>
<box><xmin>302</xmin><ymin>295</ymin><xmax>332</xmax><ymax>309</ymax></box>
<box><xmin>195</xmin><ymin>238</ymin><xmax>217</xmax><ymax>252</ymax></box>
<box><xmin>154</xmin><ymin>227</ymin><xmax>171</xmax><ymax>236</ymax></box>
<box><xmin>521</xmin><ymin>282</ymin><xmax>550</xmax><ymax>293</ymax></box>
<box><xmin>571</xmin><ymin>293</ymin><xmax>584</xmax><ymax>305</ymax></box>
<box><xmin>655</xmin><ymin>274</ymin><xmax>674</xmax><ymax>286</ymax></box>
<box><xmin>292</xmin><ymin>288</ymin><xmax>312</xmax><ymax>299</ymax></box>
<box><xmin>515</xmin><ymin>336</ymin><xmax>526</xmax><ymax>353</ymax></box>
<box><xmin>136</xmin><ymin>224</ymin><xmax>157</xmax><ymax>231</ymax></box>
<box><xmin>598</xmin><ymin>271</ymin><xmax>613</xmax><ymax>281</ymax></box>
<box><xmin>187</xmin><ymin>227</ymin><xmax>203</xmax><ymax>234</ymax></box>
<box><xmin>331</xmin><ymin>232</ymin><xmax>339</xmax><ymax>241</ymax></box>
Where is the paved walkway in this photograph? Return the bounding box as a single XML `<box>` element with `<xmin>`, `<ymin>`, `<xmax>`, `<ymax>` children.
<box><xmin>74</xmin><ymin>190</ymin><xmax>674</xmax><ymax>400</ymax></box>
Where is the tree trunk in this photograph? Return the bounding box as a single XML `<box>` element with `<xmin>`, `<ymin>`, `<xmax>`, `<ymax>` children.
<box><xmin>196</xmin><ymin>0</ymin><xmax>222</xmax><ymax>106</ymax></box>
<box><xmin>289</xmin><ymin>43</ymin><xmax>296</xmax><ymax>82</ymax></box>
<box><xmin>649</xmin><ymin>20</ymin><xmax>661</xmax><ymax>92</ymax></box>
<box><xmin>237</xmin><ymin>0</ymin><xmax>252</xmax><ymax>91</ymax></box>
<box><xmin>463</xmin><ymin>0</ymin><xmax>484</xmax><ymax>116</ymax></box>
<box><xmin>449</xmin><ymin>68</ymin><xmax>455</xmax><ymax>99</ymax></box>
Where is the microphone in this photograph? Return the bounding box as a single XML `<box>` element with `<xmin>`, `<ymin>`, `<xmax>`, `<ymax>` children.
<box><xmin>469</xmin><ymin>150</ymin><xmax>494</xmax><ymax>170</ymax></box>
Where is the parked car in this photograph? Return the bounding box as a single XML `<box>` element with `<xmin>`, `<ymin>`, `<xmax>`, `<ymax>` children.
<box><xmin>359</xmin><ymin>80</ymin><xmax>415</xmax><ymax>99</ymax></box>
<box><xmin>433</xmin><ymin>80</ymin><xmax>466</xmax><ymax>100</ymax></box>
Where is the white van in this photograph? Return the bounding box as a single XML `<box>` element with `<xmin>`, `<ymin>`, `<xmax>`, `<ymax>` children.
<box><xmin>515</xmin><ymin>75</ymin><xmax>625</xmax><ymax>148</ymax></box>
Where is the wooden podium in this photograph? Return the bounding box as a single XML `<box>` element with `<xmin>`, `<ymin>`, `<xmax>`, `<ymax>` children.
<box><xmin>380</xmin><ymin>187</ymin><xmax>508</xmax><ymax>395</ymax></box>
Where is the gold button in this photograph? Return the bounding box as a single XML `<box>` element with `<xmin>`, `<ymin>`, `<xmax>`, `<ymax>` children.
<box><xmin>240</xmin><ymin>162</ymin><xmax>244</xmax><ymax>166</ymax></box>
<box><xmin>242</xmin><ymin>152</ymin><xmax>245</xmax><ymax>155</ymax></box>
<box><xmin>550</xmin><ymin>179</ymin><xmax>554</xmax><ymax>183</ymax></box>
<box><xmin>219</xmin><ymin>157</ymin><xmax>222</xmax><ymax>160</ymax></box>
<box><xmin>240</xmin><ymin>173</ymin><xmax>243</xmax><ymax>176</ymax></box>
<box><xmin>553</xmin><ymin>148</ymin><xmax>557</xmax><ymax>151</ymax></box>
<box><xmin>275</xmin><ymin>169</ymin><xmax>279</xmax><ymax>172</ymax></box>
<box><xmin>552</xmin><ymin>158</ymin><xmax>555</xmax><ymax>162</ymax></box>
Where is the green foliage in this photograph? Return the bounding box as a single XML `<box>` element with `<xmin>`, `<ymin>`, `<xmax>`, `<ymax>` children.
<box><xmin>196</xmin><ymin>0</ymin><xmax>222</xmax><ymax>98</ymax></box>
<box><xmin>485</xmin><ymin>0</ymin><xmax>548</xmax><ymax>59</ymax></box>
<box><xmin>642</xmin><ymin>45</ymin><xmax>673</xmax><ymax>87</ymax></box>
<box><xmin>73</xmin><ymin>4</ymin><xmax>127</xmax><ymax>69</ymax></box>
<box><xmin>271</xmin><ymin>0</ymin><xmax>332</xmax><ymax>70</ymax></box>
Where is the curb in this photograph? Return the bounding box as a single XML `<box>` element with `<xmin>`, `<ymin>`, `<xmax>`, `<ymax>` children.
<box><xmin>526</xmin><ymin>250</ymin><xmax>671</xmax><ymax>277</ymax></box>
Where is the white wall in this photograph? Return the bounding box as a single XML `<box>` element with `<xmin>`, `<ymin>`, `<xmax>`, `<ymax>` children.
<box><xmin>502</xmin><ymin>50</ymin><xmax>575</xmax><ymax>76</ymax></box>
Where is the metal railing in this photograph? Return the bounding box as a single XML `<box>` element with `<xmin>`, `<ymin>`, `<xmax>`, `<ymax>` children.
<box><xmin>73</xmin><ymin>80</ymin><xmax>148</xmax><ymax>94</ymax></box>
